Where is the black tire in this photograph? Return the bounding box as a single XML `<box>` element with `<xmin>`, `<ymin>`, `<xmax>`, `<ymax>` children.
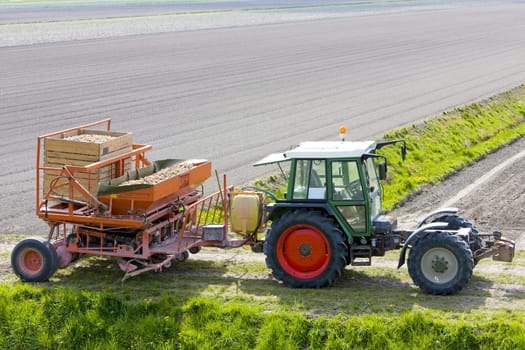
<box><xmin>11</xmin><ymin>237</ymin><xmax>59</xmax><ymax>282</ymax></box>
<box><xmin>189</xmin><ymin>246</ymin><xmax>201</xmax><ymax>254</ymax></box>
<box><xmin>264</xmin><ymin>210</ymin><xmax>347</xmax><ymax>288</ymax></box>
<box><xmin>151</xmin><ymin>254</ymin><xmax>174</xmax><ymax>269</ymax></box>
<box><xmin>176</xmin><ymin>251</ymin><xmax>190</xmax><ymax>262</ymax></box>
<box><xmin>408</xmin><ymin>231</ymin><xmax>474</xmax><ymax>295</ymax></box>
<box><xmin>431</xmin><ymin>215</ymin><xmax>483</xmax><ymax>264</ymax></box>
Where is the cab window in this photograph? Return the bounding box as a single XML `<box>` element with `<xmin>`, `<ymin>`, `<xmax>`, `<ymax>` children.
<box><xmin>331</xmin><ymin>161</ymin><xmax>364</xmax><ymax>200</ymax></box>
<box><xmin>292</xmin><ymin>159</ymin><xmax>326</xmax><ymax>199</ymax></box>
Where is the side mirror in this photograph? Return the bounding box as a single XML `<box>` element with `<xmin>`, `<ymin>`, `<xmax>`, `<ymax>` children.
<box><xmin>378</xmin><ymin>162</ymin><xmax>387</xmax><ymax>180</ymax></box>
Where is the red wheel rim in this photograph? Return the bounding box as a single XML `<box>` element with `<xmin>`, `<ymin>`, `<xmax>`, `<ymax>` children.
<box><xmin>17</xmin><ymin>248</ymin><xmax>43</xmax><ymax>276</ymax></box>
<box><xmin>276</xmin><ymin>225</ymin><xmax>331</xmax><ymax>279</ymax></box>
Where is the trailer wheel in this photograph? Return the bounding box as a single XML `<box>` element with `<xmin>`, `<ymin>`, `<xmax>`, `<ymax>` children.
<box><xmin>189</xmin><ymin>246</ymin><xmax>201</xmax><ymax>254</ymax></box>
<box><xmin>264</xmin><ymin>210</ymin><xmax>347</xmax><ymax>288</ymax></box>
<box><xmin>176</xmin><ymin>251</ymin><xmax>189</xmax><ymax>262</ymax></box>
<box><xmin>408</xmin><ymin>231</ymin><xmax>473</xmax><ymax>295</ymax></box>
<box><xmin>11</xmin><ymin>237</ymin><xmax>59</xmax><ymax>282</ymax></box>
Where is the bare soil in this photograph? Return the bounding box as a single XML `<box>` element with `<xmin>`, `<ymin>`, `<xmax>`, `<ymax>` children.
<box><xmin>390</xmin><ymin>137</ymin><xmax>525</xmax><ymax>250</ymax></box>
<box><xmin>3</xmin><ymin>4</ymin><xmax>525</xmax><ymax>238</ymax></box>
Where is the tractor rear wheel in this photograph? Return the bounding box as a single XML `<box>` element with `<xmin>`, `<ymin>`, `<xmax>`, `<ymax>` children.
<box><xmin>11</xmin><ymin>237</ymin><xmax>59</xmax><ymax>282</ymax></box>
<box><xmin>408</xmin><ymin>231</ymin><xmax>473</xmax><ymax>295</ymax></box>
<box><xmin>264</xmin><ymin>210</ymin><xmax>347</xmax><ymax>288</ymax></box>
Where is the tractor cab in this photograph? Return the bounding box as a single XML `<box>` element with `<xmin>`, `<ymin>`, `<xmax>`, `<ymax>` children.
<box><xmin>254</xmin><ymin>140</ymin><xmax>401</xmax><ymax>239</ymax></box>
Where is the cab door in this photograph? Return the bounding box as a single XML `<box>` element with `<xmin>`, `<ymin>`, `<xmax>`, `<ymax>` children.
<box><xmin>329</xmin><ymin>160</ymin><xmax>369</xmax><ymax>236</ymax></box>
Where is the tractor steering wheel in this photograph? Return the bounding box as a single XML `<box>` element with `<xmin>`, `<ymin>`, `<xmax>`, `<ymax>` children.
<box><xmin>344</xmin><ymin>180</ymin><xmax>363</xmax><ymax>200</ymax></box>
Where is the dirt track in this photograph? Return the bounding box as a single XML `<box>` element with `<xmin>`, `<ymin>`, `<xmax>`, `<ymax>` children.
<box><xmin>390</xmin><ymin>137</ymin><xmax>525</xmax><ymax>250</ymax></box>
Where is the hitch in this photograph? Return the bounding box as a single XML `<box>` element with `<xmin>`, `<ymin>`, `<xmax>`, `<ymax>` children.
<box><xmin>492</xmin><ymin>231</ymin><xmax>515</xmax><ymax>262</ymax></box>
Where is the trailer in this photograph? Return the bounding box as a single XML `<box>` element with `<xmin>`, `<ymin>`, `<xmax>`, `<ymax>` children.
<box><xmin>12</xmin><ymin>119</ymin><xmax>266</xmax><ymax>282</ymax></box>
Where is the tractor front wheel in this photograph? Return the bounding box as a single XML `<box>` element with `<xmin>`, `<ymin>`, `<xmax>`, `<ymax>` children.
<box><xmin>11</xmin><ymin>237</ymin><xmax>59</xmax><ymax>282</ymax></box>
<box><xmin>408</xmin><ymin>231</ymin><xmax>473</xmax><ymax>295</ymax></box>
<box><xmin>264</xmin><ymin>210</ymin><xmax>347</xmax><ymax>288</ymax></box>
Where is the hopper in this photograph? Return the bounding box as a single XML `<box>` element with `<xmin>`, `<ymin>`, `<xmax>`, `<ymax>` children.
<box><xmin>98</xmin><ymin>159</ymin><xmax>211</xmax><ymax>215</ymax></box>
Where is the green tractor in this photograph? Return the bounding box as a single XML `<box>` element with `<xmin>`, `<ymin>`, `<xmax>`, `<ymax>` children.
<box><xmin>255</xmin><ymin>137</ymin><xmax>515</xmax><ymax>295</ymax></box>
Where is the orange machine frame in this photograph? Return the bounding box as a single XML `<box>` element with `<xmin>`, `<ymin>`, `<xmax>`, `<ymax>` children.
<box><xmin>34</xmin><ymin>119</ymin><xmax>256</xmax><ymax>279</ymax></box>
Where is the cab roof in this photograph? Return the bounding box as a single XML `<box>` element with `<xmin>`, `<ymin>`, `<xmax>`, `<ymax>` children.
<box><xmin>254</xmin><ymin>141</ymin><xmax>377</xmax><ymax>166</ymax></box>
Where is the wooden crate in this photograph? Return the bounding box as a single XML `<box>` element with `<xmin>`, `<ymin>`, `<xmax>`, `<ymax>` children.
<box><xmin>43</xmin><ymin>129</ymin><xmax>133</xmax><ymax>200</ymax></box>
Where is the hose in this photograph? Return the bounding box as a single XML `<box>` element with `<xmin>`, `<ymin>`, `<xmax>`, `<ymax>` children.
<box><xmin>240</xmin><ymin>185</ymin><xmax>278</xmax><ymax>201</ymax></box>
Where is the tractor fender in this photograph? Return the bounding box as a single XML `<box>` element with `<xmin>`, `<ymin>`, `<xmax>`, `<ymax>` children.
<box><xmin>397</xmin><ymin>222</ymin><xmax>452</xmax><ymax>268</ymax></box>
<box><xmin>417</xmin><ymin>208</ymin><xmax>459</xmax><ymax>228</ymax></box>
<box><xmin>267</xmin><ymin>202</ymin><xmax>336</xmax><ymax>222</ymax></box>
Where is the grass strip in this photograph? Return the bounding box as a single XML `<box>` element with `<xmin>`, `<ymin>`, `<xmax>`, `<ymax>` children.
<box><xmin>1</xmin><ymin>284</ymin><xmax>524</xmax><ymax>349</ymax></box>
<box><xmin>377</xmin><ymin>85</ymin><xmax>525</xmax><ymax>210</ymax></box>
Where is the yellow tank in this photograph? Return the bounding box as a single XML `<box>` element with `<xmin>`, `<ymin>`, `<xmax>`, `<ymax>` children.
<box><xmin>230</xmin><ymin>192</ymin><xmax>263</xmax><ymax>234</ymax></box>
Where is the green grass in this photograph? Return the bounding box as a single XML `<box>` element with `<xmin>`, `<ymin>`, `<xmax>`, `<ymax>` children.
<box><xmin>377</xmin><ymin>85</ymin><xmax>525</xmax><ymax>210</ymax></box>
<box><xmin>2</xmin><ymin>86</ymin><xmax>525</xmax><ymax>348</ymax></box>
<box><xmin>1</xmin><ymin>248</ymin><xmax>524</xmax><ymax>348</ymax></box>
<box><xmin>2</xmin><ymin>251</ymin><xmax>524</xmax><ymax>349</ymax></box>
<box><xmin>1</xmin><ymin>280</ymin><xmax>524</xmax><ymax>349</ymax></box>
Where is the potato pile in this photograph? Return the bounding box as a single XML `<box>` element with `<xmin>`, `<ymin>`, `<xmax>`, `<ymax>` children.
<box><xmin>64</xmin><ymin>134</ymin><xmax>116</xmax><ymax>143</ymax></box>
<box><xmin>119</xmin><ymin>161</ymin><xmax>195</xmax><ymax>186</ymax></box>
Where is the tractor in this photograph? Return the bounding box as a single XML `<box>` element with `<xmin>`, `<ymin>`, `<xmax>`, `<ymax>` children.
<box><xmin>255</xmin><ymin>131</ymin><xmax>515</xmax><ymax>294</ymax></box>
